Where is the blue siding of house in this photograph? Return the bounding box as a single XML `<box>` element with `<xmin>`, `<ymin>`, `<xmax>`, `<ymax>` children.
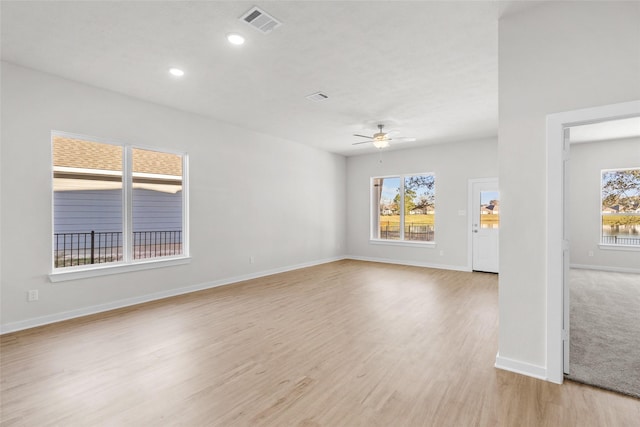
<box><xmin>54</xmin><ymin>189</ymin><xmax>182</xmax><ymax>234</ymax></box>
<box><xmin>54</xmin><ymin>190</ymin><xmax>123</xmax><ymax>233</ymax></box>
<box><xmin>133</xmin><ymin>189</ymin><xmax>182</xmax><ymax>232</ymax></box>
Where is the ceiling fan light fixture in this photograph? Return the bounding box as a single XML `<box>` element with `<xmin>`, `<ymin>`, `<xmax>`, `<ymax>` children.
<box><xmin>373</xmin><ymin>139</ymin><xmax>390</xmax><ymax>149</ymax></box>
<box><xmin>352</xmin><ymin>124</ymin><xmax>411</xmax><ymax>149</ymax></box>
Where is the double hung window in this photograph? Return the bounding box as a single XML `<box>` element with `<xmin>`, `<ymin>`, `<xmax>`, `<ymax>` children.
<box><xmin>601</xmin><ymin>168</ymin><xmax>640</xmax><ymax>247</ymax></box>
<box><xmin>371</xmin><ymin>174</ymin><xmax>435</xmax><ymax>243</ymax></box>
<box><xmin>52</xmin><ymin>132</ymin><xmax>188</xmax><ymax>276</ymax></box>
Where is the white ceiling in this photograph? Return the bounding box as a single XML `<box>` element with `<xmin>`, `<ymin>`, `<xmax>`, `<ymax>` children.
<box><xmin>1</xmin><ymin>1</ymin><xmax>527</xmax><ymax>155</ymax></box>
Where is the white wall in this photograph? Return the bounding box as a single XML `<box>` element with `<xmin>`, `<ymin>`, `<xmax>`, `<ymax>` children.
<box><xmin>498</xmin><ymin>1</ymin><xmax>640</xmax><ymax>374</ymax></box>
<box><xmin>346</xmin><ymin>139</ymin><xmax>497</xmax><ymax>269</ymax></box>
<box><xmin>570</xmin><ymin>138</ymin><xmax>640</xmax><ymax>272</ymax></box>
<box><xmin>0</xmin><ymin>62</ymin><xmax>346</xmax><ymax>331</ymax></box>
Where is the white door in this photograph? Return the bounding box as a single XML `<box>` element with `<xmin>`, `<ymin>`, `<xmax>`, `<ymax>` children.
<box><xmin>471</xmin><ymin>179</ymin><xmax>499</xmax><ymax>273</ymax></box>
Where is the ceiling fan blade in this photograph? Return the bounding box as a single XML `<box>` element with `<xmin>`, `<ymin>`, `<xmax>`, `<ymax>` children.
<box><xmin>388</xmin><ymin>137</ymin><xmax>416</xmax><ymax>143</ymax></box>
<box><xmin>352</xmin><ymin>141</ymin><xmax>372</xmax><ymax>145</ymax></box>
<box><xmin>353</xmin><ymin>134</ymin><xmax>373</xmax><ymax>139</ymax></box>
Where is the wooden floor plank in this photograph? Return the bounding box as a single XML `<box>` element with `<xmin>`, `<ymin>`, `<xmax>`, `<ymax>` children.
<box><xmin>1</xmin><ymin>260</ymin><xmax>638</xmax><ymax>426</ymax></box>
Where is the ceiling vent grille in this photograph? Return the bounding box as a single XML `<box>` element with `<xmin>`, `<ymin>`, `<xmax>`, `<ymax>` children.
<box><xmin>305</xmin><ymin>92</ymin><xmax>329</xmax><ymax>102</ymax></box>
<box><xmin>240</xmin><ymin>7</ymin><xmax>282</xmax><ymax>34</ymax></box>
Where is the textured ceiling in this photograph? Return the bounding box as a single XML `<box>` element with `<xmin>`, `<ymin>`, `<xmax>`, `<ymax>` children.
<box><xmin>1</xmin><ymin>1</ymin><xmax>508</xmax><ymax>155</ymax></box>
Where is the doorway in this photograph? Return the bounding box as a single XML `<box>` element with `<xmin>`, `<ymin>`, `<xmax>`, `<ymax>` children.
<box><xmin>469</xmin><ymin>178</ymin><xmax>499</xmax><ymax>273</ymax></box>
<box><xmin>545</xmin><ymin>100</ymin><xmax>640</xmax><ymax>384</ymax></box>
<box><xmin>563</xmin><ymin>118</ymin><xmax>640</xmax><ymax>397</ymax></box>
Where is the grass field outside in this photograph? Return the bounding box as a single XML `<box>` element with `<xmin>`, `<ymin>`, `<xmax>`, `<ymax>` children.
<box><xmin>379</xmin><ymin>214</ymin><xmax>434</xmax><ymax>226</ymax></box>
<box><xmin>602</xmin><ymin>214</ymin><xmax>640</xmax><ymax>227</ymax></box>
<box><xmin>378</xmin><ymin>214</ymin><xmax>500</xmax><ymax>227</ymax></box>
<box><xmin>378</xmin><ymin>214</ymin><xmax>637</xmax><ymax>227</ymax></box>
<box><xmin>376</xmin><ymin>213</ymin><xmax>636</xmax><ymax>241</ymax></box>
<box><xmin>480</xmin><ymin>214</ymin><xmax>500</xmax><ymax>227</ymax></box>
<box><xmin>378</xmin><ymin>214</ymin><xmax>435</xmax><ymax>241</ymax></box>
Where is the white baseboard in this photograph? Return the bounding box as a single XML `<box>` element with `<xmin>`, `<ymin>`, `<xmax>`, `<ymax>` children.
<box><xmin>346</xmin><ymin>255</ymin><xmax>471</xmax><ymax>272</ymax></box>
<box><xmin>0</xmin><ymin>256</ymin><xmax>346</xmax><ymax>334</ymax></box>
<box><xmin>494</xmin><ymin>353</ymin><xmax>549</xmax><ymax>382</ymax></box>
<box><xmin>570</xmin><ymin>264</ymin><xmax>640</xmax><ymax>274</ymax></box>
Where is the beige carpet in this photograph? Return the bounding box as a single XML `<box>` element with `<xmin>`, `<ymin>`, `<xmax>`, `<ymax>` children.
<box><xmin>567</xmin><ymin>269</ymin><xmax>640</xmax><ymax>398</ymax></box>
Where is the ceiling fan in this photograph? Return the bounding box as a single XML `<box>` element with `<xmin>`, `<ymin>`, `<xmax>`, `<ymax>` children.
<box><xmin>352</xmin><ymin>124</ymin><xmax>416</xmax><ymax>148</ymax></box>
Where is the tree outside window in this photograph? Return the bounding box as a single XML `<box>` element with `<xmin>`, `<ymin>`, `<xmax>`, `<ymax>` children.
<box><xmin>601</xmin><ymin>168</ymin><xmax>640</xmax><ymax>246</ymax></box>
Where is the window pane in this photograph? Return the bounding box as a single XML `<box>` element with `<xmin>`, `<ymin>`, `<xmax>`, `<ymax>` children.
<box><xmin>480</xmin><ymin>191</ymin><xmax>500</xmax><ymax>229</ymax></box>
<box><xmin>601</xmin><ymin>169</ymin><xmax>640</xmax><ymax>246</ymax></box>
<box><xmin>53</xmin><ymin>136</ymin><xmax>123</xmax><ymax>268</ymax></box>
<box><xmin>132</xmin><ymin>148</ymin><xmax>183</xmax><ymax>259</ymax></box>
<box><xmin>375</xmin><ymin>177</ymin><xmax>401</xmax><ymax>240</ymax></box>
<box><xmin>404</xmin><ymin>175</ymin><xmax>435</xmax><ymax>241</ymax></box>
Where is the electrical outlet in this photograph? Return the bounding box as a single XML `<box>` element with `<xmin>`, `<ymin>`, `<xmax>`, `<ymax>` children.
<box><xmin>250</xmin><ymin>256</ymin><xmax>255</xmax><ymax>264</ymax></box>
<box><xmin>439</xmin><ymin>250</ymin><xmax>444</xmax><ymax>256</ymax></box>
<box><xmin>588</xmin><ymin>250</ymin><xmax>594</xmax><ymax>257</ymax></box>
<box><xmin>27</xmin><ymin>290</ymin><xmax>39</xmax><ymax>302</ymax></box>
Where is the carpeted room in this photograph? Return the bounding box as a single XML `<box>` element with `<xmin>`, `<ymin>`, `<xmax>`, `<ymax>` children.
<box><xmin>567</xmin><ymin>134</ymin><xmax>640</xmax><ymax>398</ymax></box>
<box><xmin>568</xmin><ymin>269</ymin><xmax>640</xmax><ymax>398</ymax></box>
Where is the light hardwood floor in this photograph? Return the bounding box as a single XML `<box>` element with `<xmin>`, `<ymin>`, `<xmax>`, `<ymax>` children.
<box><xmin>1</xmin><ymin>260</ymin><xmax>638</xmax><ymax>426</ymax></box>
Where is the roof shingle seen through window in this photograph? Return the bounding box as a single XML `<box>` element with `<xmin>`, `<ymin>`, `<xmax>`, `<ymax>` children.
<box><xmin>53</xmin><ymin>136</ymin><xmax>182</xmax><ymax>176</ymax></box>
<box><xmin>133</xmin><ymin>148</ymin><xmax>182</xmax><ymax>176</ymax></box>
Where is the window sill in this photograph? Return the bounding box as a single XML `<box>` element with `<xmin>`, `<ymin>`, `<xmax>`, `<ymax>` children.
<box><xmin>598</xmin><ymin>244</ymin><xmax>640</xmax><ymax>252</ymax></box>
<box><xmin>369</xmin><ymin>239</ymin><xmax>436</xmax><ymax>248</ymax></box>
<box><xmin>49</xmin><ymin>256</ymin><xmax>192</xmax><ymax>283</ymax></box>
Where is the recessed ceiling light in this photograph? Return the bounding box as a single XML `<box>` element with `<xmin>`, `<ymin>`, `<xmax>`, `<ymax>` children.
<box><xmin>226</xmin><ymin>33</ymin><xmax>245</xmax><ymax>45</ymax></box>
<box><xmin>169</xmin><ymin>68</ymin><xmax>184</xmax><ymax>77</ymax></box>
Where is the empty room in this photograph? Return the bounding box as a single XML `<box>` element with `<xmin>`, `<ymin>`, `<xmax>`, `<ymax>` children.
<box><xmin>1</xmin><ymin>1</ymin><xmax>639</xmax><ymax>426</ymax></box>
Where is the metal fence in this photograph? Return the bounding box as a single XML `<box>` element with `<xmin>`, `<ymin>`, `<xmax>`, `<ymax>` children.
<box><xmin>601</xmin><ymin>235</ymin><xmax>640</xmax><ymax>246</ymax></box>
<box><xmin>133</xmin><ymin>231</ymin><xmax>182</xmax><ymax>260</ymax></box>
<box><xmin>54</xmin><ymin>230</ymin><xmax>182</xmax><ymax>267</ymax></box>
<box><xmin>379</xmin><ymin>222</ymin><xmax>434</xmax><ymax>241</ymax></box>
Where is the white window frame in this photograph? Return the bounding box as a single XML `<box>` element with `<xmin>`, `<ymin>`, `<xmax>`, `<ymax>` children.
<box><xmin>369</xmin><ymin>172</ymin><xmax>436</xmax><ymax>247</ymax></box>
<box><xmin>49</xmin><ymin>131</ymin><xmax>190</xmax><ymax>282</ymax></box>
<box><xmin>599</xmin><ymin>167</ymin><xmax>640</xmax><ymax>251</ymax></box>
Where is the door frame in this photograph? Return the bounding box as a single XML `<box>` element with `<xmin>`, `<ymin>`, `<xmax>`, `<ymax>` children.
<box><xmin>468</xmin><ymin>177</ymin><xmax>499</xmax><ymax>272</ymax></box>
<box><xmin>545</xmin><ymin>100</ymin><xmax>640</xmax><ymax>384</ymax></box>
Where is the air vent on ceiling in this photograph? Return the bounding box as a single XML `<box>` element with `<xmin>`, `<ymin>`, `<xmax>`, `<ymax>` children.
<box><xmin>240</xmin><ymin>6</ymin><xmax>282</xmax><ymax>34</ymax></box>
<box><xmin>305</xmin><ymin>92</ymin><xmax>329</xmax><ymax>102</ymax></box>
